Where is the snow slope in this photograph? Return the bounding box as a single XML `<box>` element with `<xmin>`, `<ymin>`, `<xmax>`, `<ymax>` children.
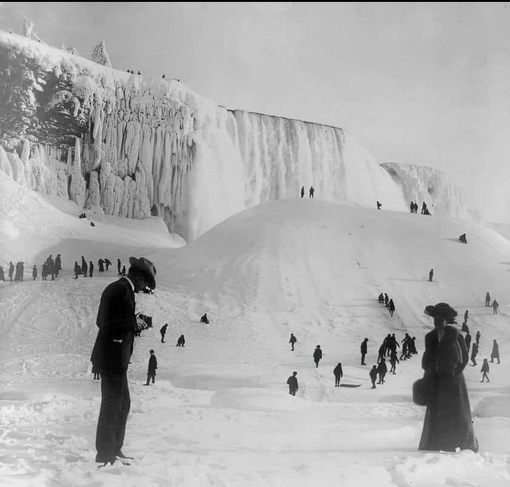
<box><xmin>0</xmin><ymin>174</ymin><xmax>509</xmax><ymax>487</ymax></box>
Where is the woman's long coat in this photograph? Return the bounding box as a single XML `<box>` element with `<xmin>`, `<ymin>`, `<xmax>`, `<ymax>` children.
<box><xmin>419</xmin><ymin>325</ymin><xmax>478</xmax><ymax>452</ymax></box>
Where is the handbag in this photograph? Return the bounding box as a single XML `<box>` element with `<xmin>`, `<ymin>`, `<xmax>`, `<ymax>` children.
<box><xmin>412</xmin><ymin>377</ymin><xmax>429</xmax><ymax>406</ymax></box>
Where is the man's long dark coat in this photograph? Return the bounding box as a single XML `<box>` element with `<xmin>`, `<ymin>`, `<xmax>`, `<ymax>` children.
<box><xmin>418</xmin><ymin>325</ymin><xmax>478</xmax><ymax>452</ymax></box>
<box><xmin>90</xmin><ymin>277</ymin><xmax>137</xmax><ymax>462</ymax></box>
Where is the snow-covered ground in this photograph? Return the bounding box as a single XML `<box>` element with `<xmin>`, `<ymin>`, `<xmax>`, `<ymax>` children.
<box><xmin>0</xmin><ymin>174</ymin><xmax>509</xmax><ymax>487</ymax></box>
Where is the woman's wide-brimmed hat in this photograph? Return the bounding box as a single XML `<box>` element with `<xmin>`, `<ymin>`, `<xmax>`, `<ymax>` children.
<box><xmin>129</xmin><ymin>257</ymin><xmax>157</xmax><ymax>290</ymax></box>
<box><xmin>424</xmin><ymin>302</ymin><xmax>457</xmax><ymax>324</ymax></box>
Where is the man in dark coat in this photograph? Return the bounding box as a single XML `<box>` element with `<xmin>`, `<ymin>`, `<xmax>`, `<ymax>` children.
<box><xmin>90</xmin><ymin>256</ymin><xmax>157</xmax><ymax>466</ymax></box>
<box><xmin>419</xmin><ymin>302</ymin><xmax>478</xmax><ymax>452</ymax></box>
<box><xmin>32</xmin><ymin>265</ymin><xmax>37</xmax><ymax>280</ymax></box>
<box><xmin>160</xmin><ymin>323</ymin><xmax>168</xmax><ymax>343</ymax></box>
<box><xmin>313</xmin><ymin>345</ymin><xmax>322</xmax><ymax>368</ymax></box>
<box><xmin>360</xmin><ymin>338</ymin><xmax>368</xmax><ymax>365</ymax></box>
<box><xmin>485</xmin><ymin>292</ymin><xmax>491</xmax><ymax>307</ymax></box>
<box><xmin>105</xmin><ymin>258</ymin><xmax>111</xmax><ymax>270</ymax></box>
<box><xmin>429</xmin><ymin>269</ymin><xmax>434</xmax><ymax>282</ymax></box>
<box><xmin>81</xmin><ymin>257</ymin><xmax>88</xmax><ymax>277</ymax></box>
<box><xmin>300</xmin><ymin>186</ymin><xmax>305</xmax><ymax>198</ymax></box>
<box><xmin>490</xmin><ymin>339</ymin><xmax>500</xmax><ymax>364</ymax></box>
<box><xmin>200</xmin><ymin>313</ymin><xmax>209</xmax><ymax>324</ymax></box>
<box><xmin>98</xmin><ymin>258</ymin><xmax>105</xmax><ymax>272</ymax></box>
<box><xmin>333</xmin><ymin>363</ymin><xmax>343</xmax><ymax>387</ymax></box>
<box><xmin>144</xmin><ymin>350</ymin><xmax>158</xmax><ymax>385</ymax></box>
<box><xmin>9</xmin><ymin>261</ymin><xmax>14</xmax><ymax>281</ymax></box>
<box><xmin>0</xmin><ymin>265</ymin><xmax>4</xmax><ymax>281</ymax></box>
<box><xmin>287</xmin><ymin>371</ymin><xmax>298</xmax><ymax>396</ymax></box>
<box><xmin>89</xmin><ymin>261</ymin><xmax>94</xmax><ymax>278</ymax></box>
<box><xmin>309</xmin><ymin>186</ymin><xmax>315</xmax><ymax>198</ymax></box>
<box><xmin>117</xmin><ymin>258</ymin><xmax>122</xmax><ymax>275</ymax></box>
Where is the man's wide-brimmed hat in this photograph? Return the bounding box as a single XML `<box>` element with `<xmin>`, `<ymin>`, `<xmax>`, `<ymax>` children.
<box><xmin>129</xmin><ymin>257</ymin><xmax>157</xmax><ymax>290</ymax></box>
<box><xmin>424</xmin><ymin>302</ymin><xmax>457</xmax><ymax>324</ymax></box>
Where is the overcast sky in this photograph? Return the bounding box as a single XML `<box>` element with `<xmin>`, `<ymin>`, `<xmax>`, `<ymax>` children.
<box><xmin>1</xmin><ymin>2</ymin><xmax>509</xmax><ymax>221</ymax></box>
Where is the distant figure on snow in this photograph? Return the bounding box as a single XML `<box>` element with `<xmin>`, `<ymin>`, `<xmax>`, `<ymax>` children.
<box><xmin>378</xmin><ymin>292</ymin><xmax>384</xmax><ymax>304</ymax></box>
<box><xmin>117</xmin><ymin>258</ymin><xmax>122</xmax><ymax>275</ymax></box>
<box><xmin>144</xmin><ymin>350</ymin><xmax>158</xmax><ymax>386</ymax></box>
<box><xmin>475</xmin><ymin>330</ymin><xmax>481</xmax><ymax>348</ymax></box>
<box><xmin>485</xmin><ymin>292</ymin><xmax>491</xmax><ymax>307</ymax></box>
<box><xmin>369</xmin><ymin>365</ymin><xmax>378</xmax><ymax>389</ymax></box>
<box><xmin>98</xmin><ymin>258</ymin><xmax>105</xmax><ymax>272</ymax></box>
<box><xmin>287</xmin><ymin>371</ymin><xmax>298</xmax><ymax>396</ymax></box>
<box><xmin>200</xmin><ymin>313</ymin><xmax>209</xmax><ymax>324</ymax></box>
<box><xmin>176</xmin><ymin>334</ymin><xmax>185</xmax><ymax>347</ymax></box>
<box><xmin>289</xmin><ymin>333</ymin><xmax>297</xmax><ymax>351</ymax></box>
<box><xmin>465</xmin><ymin>332</ymin><xmax>472</xmax><ymax>353</ymax></box>
<box><xmin>360</xmin><ymin>338</ymin><xmax>368</xmax><ymax>365</ymax></box>
<box><xmin>89</xmin><ymin>261</ymin><xmax>94</xmax><ymax>278</ymax></box>
<box><xmin>333</xmin><ymin>363</ymin><xmax>343</xmax><ymax>387</ymax></box>
<box><xmin>377</xmin><ymin>358</ymin><xmax>387</xmax><ymax>384</ymax></box>
<box><xmin>492</xmin><ymin>300</ymin><xmax>499</xmax><ymax>314</ymax></box>
<box><xmin>463</xmin><ymin>309</ymin><xmax>469</xmax><ymax>325</ymax></box>
<box><xmin>309</xmin><ymin>186</ymin><xmax>315</xmax><ymax>198</ymax></box>
<box><xmin>459</xmin><ymin>233</ymin><xmax>467</xmax><ymax>244</ymax></box>
<box><xmin>388</xmin><ymin>299</ymin><xmax>395</xmax><ymax>317</ymax></box>
<box><xmin>491</xmin><ymin>339</ymin><xmax>500</xmax><ymax>364</ymax></box>
<box><xmin>74</xmin><ymin>261</ymin><xmax>81</xmax><ymax>279</ymax></box>
<box><xmin>160</xmin><ymin>323</ymin><xmax>168</xmax><ymax>343</ymax></box>
<box><xmin>0</xmin><ymin>265</ymin><xmax>4</xmax><ymax>282</ymax></box>
<box><xmin>313</xmin><ymin>345</ymin><xmax>322</xmax><ymax>367</ymax></box>
<box><xmin>470</xmin><ymin>342</ymin><xmax>478</xmax><ymax>366</ymax></box>
<box><xmin>429</xmin><ymin>269</ymin><xmax>434</xmax><ymax>282</ymax></box>
<box><xmin>480</xmin><ymin>359</ymin><xmax>490</xmax><ymax>383</ymax></box>
<box><xmin>384</xmin><ymin>293</ymin><xmax>389</xmax><ymax>307</ymax></box>
<box><xmin>300</xmin><ymin>186</ymin><xmax>305</xmax><ymax>198</ymax></box>
<box><xmin>32</xmin><ymin>265</ymin><xmax>37</xmax><ymax>280</ymax></box>
<box><xmin>81</xmin><ymin>257</ymin><xmax>88</xmax><ymax>277</ymax></box>
<box><xmin>104</xmin><ymin>258</ymin><xmax>111</xmax><ymax>271</ymax></box>
<box><xmin>421</xmin><ymin>202</ymin><xmax>428</xmax><ymax>214</ymax></box>
<box><xmin>9</xmin><ymin>261</ymin><xmax>14</xmax><ymax>281</ymax></box>
<box><xmin>121</xmin><ymin>266</ymin><xmax>126</xmax><ymax>276</ymax></box>
<box><xmin>376</xmin><ymin>201</ymin><xmax>382</xmax><ymax>210</ymax></box>
<box><xmin>55</xmin><ymin>254</ymin><xmax>62</xmax><ymax>277</ymax></box>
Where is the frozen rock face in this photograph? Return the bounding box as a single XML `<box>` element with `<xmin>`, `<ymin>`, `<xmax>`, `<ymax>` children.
<box><xmin>380</xmin><ymin>163</ymin><xmax>468</xmax><ymax>218</ymax></box>
<box><xmin>0</xmin><ymin>30</ymin><xmax>467</xmax><ymax>241</ymax></box>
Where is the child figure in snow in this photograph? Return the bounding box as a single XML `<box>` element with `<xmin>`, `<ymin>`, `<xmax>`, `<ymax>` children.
<box><xmin>176</xmin><ymin>334</ymin><xmax>185</xmax><ymax>347</ymax></box>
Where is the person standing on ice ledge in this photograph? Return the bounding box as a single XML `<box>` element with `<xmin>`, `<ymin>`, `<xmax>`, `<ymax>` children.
<box><xmin>418</xmin><ymin>302</ymin><xmax>478</xmax><ymax>453</ymax></box>
<box><xmin>90</xmin><ymin>256</ymin><xmax>156</xmax><ymax>466</ymax></box>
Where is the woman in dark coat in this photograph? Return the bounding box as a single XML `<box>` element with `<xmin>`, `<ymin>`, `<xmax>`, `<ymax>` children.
<box><xmin>419</xmin><ymin>303</ymin><xmax>478</xmax><ymax>453</ymax></box>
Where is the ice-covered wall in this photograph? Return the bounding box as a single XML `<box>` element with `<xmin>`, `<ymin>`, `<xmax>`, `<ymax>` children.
<box><xmin>380</xmin><ymin>163</ymin><xmax>468</xmax><ymax>218</ymax></box>
<box><xmin>0</xmin><ymin>30</ymin><xmax>466</xmax><ymax>241</ymax></box>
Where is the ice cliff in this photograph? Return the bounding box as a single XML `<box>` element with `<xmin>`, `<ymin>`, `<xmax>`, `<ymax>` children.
<box><xmin>0</xmin><ymin>30</ymin><xmax>467</xmax><ymax>241</ymax></box>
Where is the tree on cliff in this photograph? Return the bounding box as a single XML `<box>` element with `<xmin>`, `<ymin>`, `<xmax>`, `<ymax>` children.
<box><xmin>92</xmin><ymin>41</ymin><xmax>112</xmax><ymax>68</ymax></box>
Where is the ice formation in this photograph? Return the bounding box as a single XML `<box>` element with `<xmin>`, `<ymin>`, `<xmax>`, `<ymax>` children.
<box><xmin>0</xmin><ymin>30</ymin><xmax>467</xmax><ymax>241</ymax></box>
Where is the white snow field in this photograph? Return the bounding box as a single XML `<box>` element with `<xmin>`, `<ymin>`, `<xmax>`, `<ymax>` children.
<box><xmin>0</xmin><ymin>174</ymin><xmax>509</xmax><ymax>487</ymax></box>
